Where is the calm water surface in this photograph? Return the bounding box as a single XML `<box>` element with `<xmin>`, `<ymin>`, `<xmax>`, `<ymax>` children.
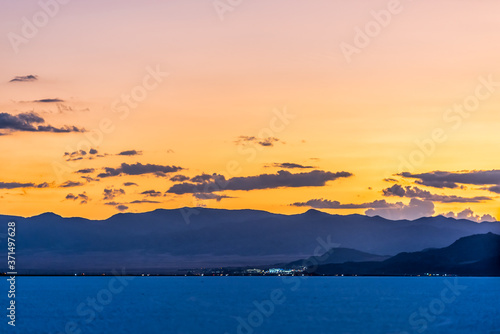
<box><xmin>1</xmin><ymin>277</ymin><xmax>499</xmax><ymax>334</ymax></box>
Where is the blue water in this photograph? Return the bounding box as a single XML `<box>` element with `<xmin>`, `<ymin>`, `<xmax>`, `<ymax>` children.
<box><xmin>1</xmin><ymin>277</ymin><xmax>499</xmax><ymax>334</ymax></box>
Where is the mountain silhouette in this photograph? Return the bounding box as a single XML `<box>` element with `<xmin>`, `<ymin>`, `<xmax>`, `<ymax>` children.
<box><xmin>1</xmin><ymin>208</ymin><xmax>499</xmax><ymax>274</ymax></box>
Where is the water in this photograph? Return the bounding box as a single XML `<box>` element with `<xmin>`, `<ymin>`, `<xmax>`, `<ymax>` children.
<box><xmin>1</xmin><ymin>277</ymin><xmax>499</xmax><ymax>334</ymax></box>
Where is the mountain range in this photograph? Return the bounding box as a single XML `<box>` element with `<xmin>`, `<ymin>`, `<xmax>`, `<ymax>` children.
<box><xmin>308</xmin><ymin>232</ymin><xmax>500</xmax><ymax>276</ymax></box>
<box><xmin>1</xmin><ymin>208</ymin><xmax>499</xmax><ymax>275</ymax></box>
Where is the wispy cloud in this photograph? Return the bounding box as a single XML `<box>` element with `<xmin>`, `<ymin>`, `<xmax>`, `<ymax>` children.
<box><xmin>65</xmin><ymin>192</ymin><xmax>89</xmax><ymax>204</ymax></box>
<box><xmin>0</xmin><ymin>112</ymin><xmax>85</xmax><ymax>134</ymax></box>
<box><xmin>31</xmin><ymin>98</ymin><xmax>64</xmax><ymax>103</ymax></box>
<box><xmin>103</xmin><ymin>187</ymin><xmax>125</xmax><ymax>200</ymax></box>
<box><xmin>9</xmin><ymin>75</ymin><xmax>38</xmax><ymax>82</ymax></box>
<box><xmin>167</xmin><ymin>170</ymin><xmax>352</xmax><ymax>194</ymax></box>
<box><xmin>59</xmin><ymin>181</ymin><xmax>85</xmax><ymax>188</ymax></box>
<box><xmin>400</xmin><ymin>170</ymin><xmax>500</xmax><ymax>190</ymax></box>
<box><xmin>234</xmin><ymin>136</ymin><xmax>282</xmax><ymax>147</ymax></box>
<box><xmin>269</xmin><ymin>162</ymin><xmax>316</xmax><ymax>169</ymax></box>
<box><xmin>141</xmin><ymin>190</ymin><xmax>162</xmax><ymax>197</ymax></box>
<box><xmin>117</xmin><ymin>150</ymin><xmax>142</xmax><ymax>156</ymax></box>
<box><xmin>0</xmin><ymin>182</ymin><xmax>35</xmax><ymax>189</ymax></box>
<box><xmin>98</xmin><ymin>163</ymin><xmax>183</xmax><ymax>178</ymax></box>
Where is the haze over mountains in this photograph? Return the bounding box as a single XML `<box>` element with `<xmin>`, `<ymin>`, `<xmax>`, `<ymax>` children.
<box><xmin>310</xmin><ymin>233</ymin><xmax>500</xmax><ymax>276</ymax></box>
<box><xmin>1</xmin><ymin>208</ymin><xmax>499</xmax><ymax>274</ymax></box>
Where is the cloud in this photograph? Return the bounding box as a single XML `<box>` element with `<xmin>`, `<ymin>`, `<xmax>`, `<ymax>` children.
<box><xmin>65</xmin><ymin>192</ymin><xmax>89</xmax><ymax>204</ymax></box>
<box><xmin>116</xmin><ymin>205</ymin><xmax>128</xmax><ymax>212</ymax></box>
<box><xmin>382</xmin><ymin>184</ymin><xmax>491</xmax><ymax>203</ymax></box>
<box><xmin>103</xmin><ymin>188</ymin><xmax>125</xmax><ymax>200</ymax></box>
<box><xmin>444</xmin><ymin>208</ymin><xmax>497</xmax><ymax>223</ymax></box>
<box><xmin>9</xmin><ymin>75</ymin><xmax>38</xmax><ymax>82</ymax></box>
<box><xmin>141</xmin><ymin>190</ymin><xmax>162</xmax><ymax>197</ymax></box>
<box><xmin>0</xmin><ymin>112</ymin><xmax>85</xmax><ymax>134</ymax></box>
<box><xmin>76</xmin><ymin>168</ymin><xmax>95</xmax><ymax>174</ymax></box>
<box><xmin>400</xmin><ymin>170</ymin><xmax>500</xmax><ymax>190</ymax></box>
<box><xmin>384</xmin><ymin>178</ymin><xmax>398</xmax><ymax>182</ymax></box>
<box><xmin>98</xmin><ymin>163</ymin><xmax>183</xmax><ymax>178</ymax></box>
<box><xmin>0</xmin><ymin>182</ymin><xmax>35</xmax><ymax>189</ymax></box>
<box><xmin>235</xmin><ymin>136</ymin><xmax>282</xmax><ymax>147</ymax></box>
<box><xmin>129</xmin><ymin>200</ymin><xmax>161</xmax><ymax>204</ymax></box>
<box><xmin>170</xmin><ymin>175</ymin><xmax>190</xmax><ymax>182</ymax></box>
<box><xmin>32</xmin><ymin>98</ymin><xmax>64</xmax><ymax>103</ymax></box>
<box><xmin>193</xmin><ymin>193</ymin><xmax>233</xmax><ymax>202</ymax></box>
<box><xmin>190</xmin><ymin>174</ymin><xmax>219</xmax><ymax>183</ymax></box>
<box><xmin>484</xmin><ymin>186</ymin><xmax>500</xmax><ymax>194</ymax></box>
<box><xmin>80</xmin><ymin>176</ymin><xmax>99</xmax><ymax>183</ymax></box>
<box><xmin>64</xmin><ymin>149</ymin><xmax>102</xmax><ymax>161</ymax></box>
<box><xmin>269</xmin><ymin>163</ymin><xmax>316</xmax><ymax>169</ymax></box>
<box><xmin>123</xmin><ymin>182</ymin><xmax>138</xmax><ymax>187</ymax></box>
<box><xmin>365</xmin><ymin>198</ymin><xmax>435</xmax><ymax>221</ymax></box>
<box><xmin>59</xmin><ymin>181</ymin><xmax>84</xmax><ymax>188</ymax></box>
<box><xmin>291</xmin><ymin>199</ymin><xmax>400</xmax><ymax>209</ymax></box>
<box><xmin>167</xmin><ymin>170</ymin><xmax>353</xmax><ymax>194</ymax></box>
<box><xmin>117</xmin><ymin>150</ymin><xmax>142</xmax><ymax>156</ymax></box>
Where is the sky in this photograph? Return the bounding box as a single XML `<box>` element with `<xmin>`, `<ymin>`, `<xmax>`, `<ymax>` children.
<box><xmin>1</xmin><ymin>0</ymin><xmax>500</xmax><ymax>221</ymax></box>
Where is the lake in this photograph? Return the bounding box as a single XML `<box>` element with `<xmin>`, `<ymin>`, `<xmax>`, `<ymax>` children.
<box><xmin>1</xmin><ymin>277</ymin><xmax>499</xmax><ymax>333</ymax></box>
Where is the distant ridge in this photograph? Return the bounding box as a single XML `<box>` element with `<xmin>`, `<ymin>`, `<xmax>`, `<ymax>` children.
<box><xmin>311</xmin><ymin>233</ymin><xmax>500</xmax><ymax>276</ymax></box>
<box><xmin>1</xmin><ymin>208</ymin><xmax>499</xmax><ymax>274</ymax></box>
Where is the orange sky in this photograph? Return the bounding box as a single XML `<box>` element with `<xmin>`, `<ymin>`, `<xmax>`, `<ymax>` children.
<box><xmin>1</xmin><ymin>0</ymin><xmax>500</xmax><ymax>220</ymax></box>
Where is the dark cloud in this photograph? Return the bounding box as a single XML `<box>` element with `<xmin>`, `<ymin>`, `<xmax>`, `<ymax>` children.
<box><xmin>167</xmin><ymin>170</ymin><xmax>353</xmax><ymax>194</ymax></box>
<box><xmin>103</xmin><ymin>188</ymin><xmax>125</xmax><ymax>200</ymax></box>
<box><xmin>235</xmin><ymin>136</ymin><xmax>282</xmax><ymax>147</ymax></box>
<box><xmin>270</xmin><ymin>163</ymin><xmax>316</xmax><ymax>169</ymax></box>
<box><xmin>9</xmin><ymin>75</ymin><xmax>38</xmax><ymax>82</ymax></box>
<box><xmin>65</xmin><ymin>192</ymin><xmax>89</xmax><ymax>204</ymax></box>
<box><xmin>59</xmin><ymin>181</ymin><xmax>84</xmax><ymax>188</ymax></box>
<box><xmin>65</xmin><ymin>151</ymin><xmax>86</xmax><ymax>157</ymax></box>
<box><xmin>485</xmin><ymin>186</ymin><xmax>500</xmax><ymax>194</ymax></box>
<box><xmin>170</xmin><ymin>175</ymin><xmax>190</xmax><ymax>182</ymax></box>
<box><xmin>366</xmin><ymin>198</ymin><xmax>435</xmax><ymax>221</ymax></box>
<box><xmin>141</xmin><ymin>190</ymin><xmax>162</xmax><ymax>197</ymax></box>
<box><xmin>193</xmin><ymin>193</ymin><xmax>233</xmax><ymax>202</ymax></box>
<box><xmin>80</xmin><ymin>176</ymin><xmax>99</xmax><ymax>183</ymax></box>
<box><xmin>117</xmin><ymin>150</ymin><xmax>142</xmax><ymax>156</ymax></box>
<box><xmin>384</xmin><ymin>178</ymin><xmax>398</xmax><ymax>182</ymax></box>
<box><xmin>76</xmin><ymin>168</ymin><xmax>95</xmax><ymax>174</ymax></box>
<box><xmin>116</xmin><ymin>205</ymin><xmax>128</xmax><ymax>212</ymax></box>
<box><xmin>444</xmin><ymin>208</ymin><xmax>496</xmax><ymax>223</ymax></box>
<box><xmin>123</xmin><ymin>182</ymin><xmax>138</xmax><ymax>187</ymax></box>
<box><xmin>98</xmin><ymin>163</ymin><xmax>183</xmax><ymax>178</ymax></box>
<box><xmin>0</xmin><ymin>112</ymin><xmax>84</xmax><ymax>134</ymax></box>
<box><xmin>400</xmin><ymin>170</ymin><xmax>500</xmax><ymax>189</ymax></box>
<box><xmin>64</xmin><ymin>149</ymin><xmax>102</xmax><ymax>161</ymax></box>
<box><xmin>291</xmin><ymin>199</ymin><xmax>399</xmax><ymax>209</ymax></box>
<box><xmin>36</xmin><ymin>182</ymin><xmax>50</xmax><ymax>188</ymax></box>
<box><xmin>32</xmin><ymin>98</ymin><xmax>64</xmax><ymax>103</ymax></box>
<box><xmin>190</xmin><ymin>174</ymin><xmax>218</xmax><ymax>183</ymax></box>
<box><xmin>130</xmin><ymin>200</ymin><xmax>161</xmax><ymax>204</ymax></box>
<box><xmin>383</xmin><ymin>184</ymin><xmax>491</xmax><ymax>203</ymax></box>
<box><xmin>0</xmin><ymin>182</ymin><xmax>35</xmax><ymax>189</ymax></box>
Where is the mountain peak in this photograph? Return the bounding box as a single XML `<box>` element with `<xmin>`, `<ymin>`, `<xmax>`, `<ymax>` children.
<box><xmin>31</xmin><ymin>212</ymin><xmax>62</xmax><ymax>219</ymax></box>
<box><xmin>303</xmin><ymin>209</ymin><xmax>329</xmax><ymax>216</ymax></box>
